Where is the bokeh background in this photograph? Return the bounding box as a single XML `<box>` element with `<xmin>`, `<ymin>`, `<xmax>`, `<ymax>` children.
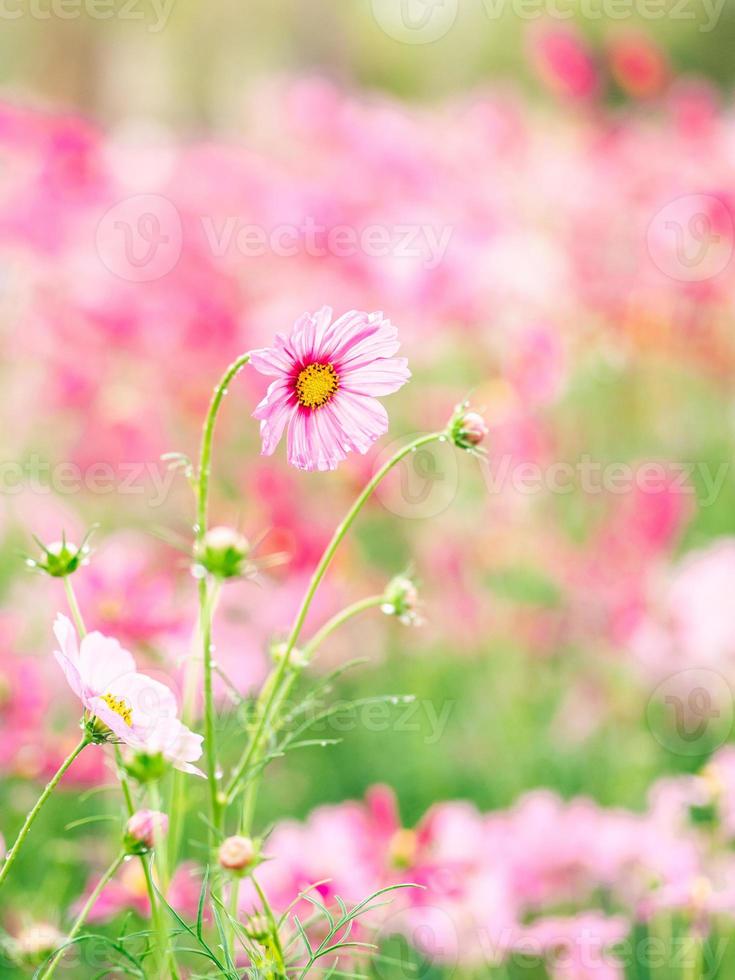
<box><xmin>2</xmin><ymin>1</ymin><xmax>735</xmax><ymax>976</ymax></box>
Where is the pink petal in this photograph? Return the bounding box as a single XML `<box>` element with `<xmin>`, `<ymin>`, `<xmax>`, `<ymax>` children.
<box><xmin>78</xmin><ymin>632</ymin><xmax>137</xmax><ymax>696</ymax></box>
<box><xmin>286</xmin><ymin>410</ymin><xmax>314</xmax><ymax>471</ymax></box>
<box><xmin>304</xmin><ymin>406</ymin><xmax>350</xmax><ymax>471</ymax></box>
<box><xmin>252</xmin><ymin>378</ymin><xmax>296</xmax><ymax>456</ymax></box>
<box><xmin>54</xmin><ymin>613</ymin><xmax>79</xmax><ymax>664</ymax></box>
<box><xmin>317</xmin><ymin>309</ymin><xmax>370</xmax><ymax>361</ymax></box>
<box><xmin>54</xmin><ymin>649</ymin><xmax>83</xmax><ymax>700</ymax></box>
<box><xmin>340</xmin><ymin>357</ymin><xmax>411</xmax><ymax>396</ymax></box>
<box><xmin>249</xmin><ymin>345</ymin><xmax>293</xmax><ymax>377</ymax></box>
<box><xmin>329</xmin><ymin>391</ymin><xmax>389</xmax><ymax>454</ymax></box>
<box><xmin>331</xmin><ymin>314</ymin><xmax>401</xmax><ymax>369</ymax></box>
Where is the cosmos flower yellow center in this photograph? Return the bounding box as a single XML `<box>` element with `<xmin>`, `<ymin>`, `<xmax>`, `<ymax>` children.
<box><xmin>295</xmin><ymin>362</ymin><xmax>339</xmax><ymax>409</ymax></box>
<box><xmin>101</xmin><ymin>693</ymin><xmax>133</xmax><ymax>727</ymax></box>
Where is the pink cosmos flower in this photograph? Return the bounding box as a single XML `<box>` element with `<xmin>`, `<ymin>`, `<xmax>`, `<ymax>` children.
<box><xmin>53</xmin><ymin>614</ymin><xmax>203</xmax><ymax>774</ymax></box>
<box><xmin>250</xmin><ymin>306</ymin><xmax>410</xmax><ymax>471</ymax></box>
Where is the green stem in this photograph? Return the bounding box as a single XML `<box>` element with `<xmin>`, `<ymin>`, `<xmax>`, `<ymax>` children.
<box><xmin>113</xmin><ymin>751</ymin><xmax>175</xmax><ymax>980</ymax></box>
<box><xmin>683</xmin><ymin>932</ymin><xmax>703</xmax><ymax>980</ymax></box>
<box><xmin>301</xmin><ymin>595</ymin><xmax>385</xmax><ymax>661</ymax></box>
<box><xmin>225</xmin><ymin>432</ymin><xmax>444</xmax><ymax>809</ymax></box>
<box><xmin>168</xmin><ymin>619</ymin><xmax>204</xmax><ymax>870</ymax></box>
<box><xmin>196</xmin><ymin>353</ymin><xmax>251</xmax><ymax>549</ymax></box>
<box><xmin>0</xmin><ymin>735</ymin><xmax>90</xmax><ymax>889</ymax></box>
<box><xmin>195</xmin><ymin>353</ymin><xmax>251</xmax><ymax>834</ymax></box>
<box><xmin>149</xmin><ymin>781</ymin><xmax>169</xmax><ymax>890</ymax></box>
<box><xmin>39</xmin><ymin>851</ymin><xmax>125</xmax><ymax>980</ymax></box>
<box><xmin>64</xmin><ymin>576</ymin><xmax>86</xmax><ymax>636</ymax></box>
<box><xmin>231</xmin><ymin>593</ymin><xmax>387</xmax><ymax>831</ymax></box>
<box><xmin>252</xmin><ymin>874</ymin><xmax>287</xmax><ymax>975</ymax></box>
<box><xmin>201</xmin><ymin>579</ymin><xmax>223</xmax><ymax>832</ymax></box>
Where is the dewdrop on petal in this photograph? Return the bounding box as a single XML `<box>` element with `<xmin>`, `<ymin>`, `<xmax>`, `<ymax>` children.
<box><xmin>196</xmin><ymin>526</ymin><xmax>251</xmax><ymax>580</ymax></box>
<box><xmin>448</xmin><ymin>403</ymin><xmax>488</xmax><ymax>452</ymax></box>
<box><xmin>218</xmin><ymin>835</ymin><xmax>256</xmax><ymax>873</ymax></box>
<box><xmin>125</xmin><ymin>809</ymin><xmax>169</xmax><ymax>854</ymax></box>
<box><xmin>382</xmin><ymin>575</ymin><xmax>422</xmax><ymax>626</ymax></box>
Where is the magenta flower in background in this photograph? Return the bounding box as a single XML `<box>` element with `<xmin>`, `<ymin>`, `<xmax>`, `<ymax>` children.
<box><xmin>250</xmin><ymin>306</ymin><xmax>410</xmax><ymax>471</ymax></box>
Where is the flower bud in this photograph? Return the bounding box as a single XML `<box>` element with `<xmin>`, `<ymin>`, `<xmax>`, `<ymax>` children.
<box><xmin>246</xmin><ymin>913</ymin><xmax>270</xmax><ymax>943</ymax></box>
<box><xmin>196</xmin><ymin>526</ymin><xmax>251</xmax><ymax>579</ymax></box>
<box><xmin>14</xmin><ymin>923</ymin><xmax>63</xmax><ymax>966</ymax></box>
<box><xmin>28</xmin><ymin>536</ymin><xmax>90</xmax><ymax>578</ymax></box>
<box><xmin>218</xmin><ymin>835</ymin><xmax>256</xmax><ymax>873</ymax></box>
<box><xmin>448</xmin><ymin>403</ymin><xmax>488</xmax><ymax>452</ymax></box>
<box><xmin>271</xmin><ymin>641</ymin><xmax>308</xmax><ymax>669</ymax></box>
<box><xmin>123</xmin><ymin>750</ymin><xmax>169</xmax><ymax>783</ymax></box>
<box><xmin>125</xmin><ymin>809</ymin><xmax>169</xmax><ymax>854</ymax></box>
<box><xmin>389</xmin><ymin>828</ymin><xmax>419</xmax><ymax>869</ymax></box>
<box><xmin>381</xmin><ymin>575</ymin><xmax>421</xmax><ymax>626</ymax></box>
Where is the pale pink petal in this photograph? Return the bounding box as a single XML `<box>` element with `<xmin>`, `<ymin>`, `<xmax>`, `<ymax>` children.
<box><xmin>329</xmin><ymin>391</ymin><xmax>389</xmax><ymax>454</ymax></box>
<box><xmin>331</xmin><ymin>314</ymin><xmax>401</xmax><ymax>369</ymax></box>
<box><xmin>259</xmin><ymin>399</ymin><xmax>295</xmax><ymax>457</ymax></box>
<box><xmin>249</xmin><ymin>346</ymin><xmax>293</xmax><ymax>376</ymax></box>
<box><xmin>252</xmin><ymin>377</ymin><xmax>294</xmax><ymax>420</ymax></box>
<box><xmin>253</xmin><ymin>378</ymin><xmax>296</xmax><ymax>456</ymax></box>
<box><xmin>133</xmin><ymin>716</ymin><xmax>205</xmax><ymax>776</ymax></box>
<box><xmin>286</xmin><ymin>410</ymin><xmax>314</xmax><ymax>471</ymax></box>
<box><xmin>54</xmin><ymin>650</ymin><xmax>83</xmax><ymax>699</ymax></box>
<box><xmin>339</xmin><ymin>357</ymin><xmax>411</xmax><ymax>396</ymax></box>
<box><xmin>290</xmin><ymin>311</ymin><xmax>320</xmax><ymax>361</ymax></box>
<box><xmin>54</xmin><ymin>613</ymin><xmax>79</xmax><ymax>663</ymax></box>
<box><xmin>78</xmin><ymin>632</ymin><xmax>137</xmax><ymax>696</ymax></box>
<box><xmin>53</xmin><ymin>614</ymin><xmax>83</xmax><ymax>697</ymax></box>
<box><xmin>310</xmin><ymin>305</ymin><xmax>335</xmax><ymax>351</ymax></box>
<box><xmin>304</xmin><ymin>406</ymin><xmax>349</xmax><ymax>471</ymax></box>
<box><xmin>316</xmin><ymin>309</ymin><xmax>370</xmax><ymax>361</ymax></box>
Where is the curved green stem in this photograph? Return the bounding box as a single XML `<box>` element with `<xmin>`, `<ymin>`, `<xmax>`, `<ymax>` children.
<box><xmin>39</xmin><ymin>850</ymin><xmax>125</xmax><ymax>980</ymax></box>
<box><xmin>196</xmin><ymin>353</ymin><xmax>251</xmax><ymax>548</ymax></box>
<box><xmin>225</xmin><ymin>431</ymin><xmax>444</xmax><ymax>808</ymax></box>
<box><xmin>0</xmin><ymin>735</ymin><xmax>90</xmax><ymax>889</ymax></box>
<box><xmin>301</xmin><ymin>595</ymin><xmax>385</xmax><ymax>661</ymax></box>
<box><xmin>283</xmin><ymin>431</ymin><xmax>443</xmax><ymax>661</ymax></box>
<box><xmin>195</xmin><ymin>353</ymin><xmax>250</xmax><ymax>833</ymax></box>
<box><xmin>236</xmin><ymin>595</ymin><xmax>384</xmax><ymax>832</ymax></box>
